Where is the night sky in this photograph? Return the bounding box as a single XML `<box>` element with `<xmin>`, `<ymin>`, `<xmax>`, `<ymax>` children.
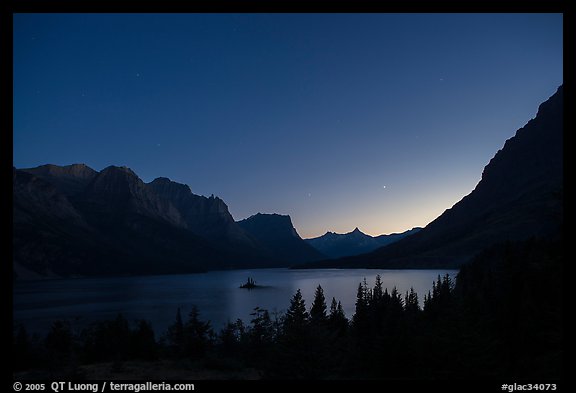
<box><xmin>13</xmin><ymin>13</ymin><xmax>563</xmax><ymax>238</ymax></box>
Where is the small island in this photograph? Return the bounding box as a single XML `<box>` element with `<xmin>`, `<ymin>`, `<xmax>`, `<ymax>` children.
<box><xmin>239</xmin><ymin>277</ymin><xmax>258</xmax><ymax>289</ymax></box>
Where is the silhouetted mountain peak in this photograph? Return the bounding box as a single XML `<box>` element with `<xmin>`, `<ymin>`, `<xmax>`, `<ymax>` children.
<box><xmin>237</xmin><ymin>213</ymin><xmax>325</xmax><ymax>263</ymax></box>
<box><xmin>149</xmin><ymin>177</ymin><xmax>193</xmax><ymax>201</ymax></box>
<box><xmin>100</xmin><ymin>165</ymin><xmax>138</xmax><ymax>177</ymax></box>
<box><xmin>22</xmin><ymin>163</ymin><xmax>98</xmax><ymax>196</ymax></box>
<box><xmin>150</xmin><ymin>176</ymin><xmax>171</xmax><ymax>185</ymax></box>
<box><xmin>24</xmin><ymin>163</ymin><xmax>97</xmax><ymax>178</ymax></box>
<box><xmin>536</xmin><ymin>84</ymin><xmax>563</xmax><ymax>118</ymax></box>
<box><xmin>306</xmin><ymin>227</ymin><xmax>421</xmax><ymax>258</ymax></box>
<box><xmin>466</xmin><ymin>85</ymin><xmax>563</xmax><ymax>212</ymax></box>
<box><xmin>88</xmin><ymin>165</ymin><xmax>143</xmax><ymax>195</ymax></box>
<box><xmin>147</xmin><ymin>176</ymin><xmax>242</xmax><ymax>241</ymax></box>
<box><xmin>14</xmin><ymin>164</ymin><xmax>314</xmax><ymax>278</ymax></box>
<box><xmin>13</xmin><ymin>168</ymin><xmax>88</xmax><ymax>224</ymax></box>
<box><xmin>240</xmin><ymin>213</ymin><xmax>296</xmax><ymax>235</ymax></box>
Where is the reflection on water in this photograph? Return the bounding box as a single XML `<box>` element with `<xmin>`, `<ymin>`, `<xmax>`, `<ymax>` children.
<box><xmin>13</xmin><ymin>268</ymin><xmax>458</xmax><ymax>335</ymax></box>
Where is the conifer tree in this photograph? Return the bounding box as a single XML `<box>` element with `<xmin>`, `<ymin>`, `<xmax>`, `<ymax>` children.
<box><xmin>353</xmin><ymin>280</ymin><xmax>371</xmax><ymax>334</ymax></box>
<box><xmin>132</xmin><ymin>320</ymin><xmax>157</xmax><ymax>360</ymax></box>
<box><xmin>373</xmin><ymin>274</ymin><xmax>384</xmax><ymax>305</ymax></box>
<box><xmin>183</xmin><ymin>306</ymin><xmax>213</xmax><ymax>357</ymax></box>
<box><xmin>310</xmin><ymin>285</ymin><xmax>328</xmax><ymax>326</ymax></box>
<box><xmin>250</xmin><ymin>307</ymin><xmax>274</xmax><ymax>346</ymax></box>
<box><xmin>284</xmin><ymin>289</ymin><xmax>309</xmax><ymax>332</ymax></box>
<box><xmin>167</xmin><ymin>307</ymin><xmax>184</xmax><ymax>351</ymax></box>
<box><xmin>328</xmin><ymin>297</ymin><xmax>348</xmax><ymax>334</ymax></box>
<box><xmin>404</xmin><ymin>287</ymin><xmax>420</xmax><ymax>315</ymax></box>
<box><xmin>329</xmin><ymin>297</ymin><xmax>339</xmax><ymax>318</ymax></box>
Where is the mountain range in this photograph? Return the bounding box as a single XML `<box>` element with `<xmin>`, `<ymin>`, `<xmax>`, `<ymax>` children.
<box><xmin>305</xmin><ymin>227</ymin><xmax>421</xmax><ymax>258</ymax></box>
<box><xmin>299</xmin><ymin>85</ymin><xmax>563</xmax><ymax>269</ymax></box>
<box><xmin>13</xmin><ymin>165</ymin><xmax>324</xmax><ymax>279</ymax></box>
<box><xmin>13</xmin><ymin>85</ymin><xmax>563</xmax><ymax>277</ymax></box>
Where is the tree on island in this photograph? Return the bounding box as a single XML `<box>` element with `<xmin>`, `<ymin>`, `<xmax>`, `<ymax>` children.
<box><xmin>240</xmin><ymin>277</ymin><xmax>257</xmax><ymax>289</ymax></box>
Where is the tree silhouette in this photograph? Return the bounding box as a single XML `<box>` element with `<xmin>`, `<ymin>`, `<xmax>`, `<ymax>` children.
<box><xmin>182</xmin><ymin>306</ymin><xmax>213</xmax><ymax>358</ymax></box>
<box><xmin>166</xmin><ymin>307</ymin><xmax>184</xmax><ymax>357</ymax></box>
<box><xmin>404</xmin><ymin>286</ymin><xmax>420</xmax><ymax>315</ymax></box>
<box><xmin>283</xmin><ymin>289</ymin><xmax>309</xmax><ymax>333</ymax></box>
<box><xmin>249</xmin><ymin>307</ymin><xmax>274</xmax><ymax>347</ymax></box>
<box><xmin>272</xmin><ymin>289</ymin><xmax>315</xmax><ymax>378</ymax></box>
<box><xmin>45</xmin><ymin>320</ymin><xmax>74</xmax><ymax>369</ymax></box>
<box><xmin>328</xmin><ymin>297</ymin><xmax>348</xmax><ymax>333</ymax></box>
<box><xmin>424</xmin><ymin>274</ymin><xmax>454</xmax><ymax>318</ymax></box>
<box><xmin>352</xmin><ymin>279</ymin><xmax>371</xmax><ymax>336</ymax></box>
<box><xmin>372</xmin><ymin>274</ymin><xmax>384</xmax><ymax>305</ymax></box>
<box><xmin>310</xmin><ymin>285</ymin><xmax>328</xmax><ymax>326</ymax></box>
<box><xmin>131</xmin><ymin>320</ymin><xmax>157</xmax><ymax>360</ymax></box>
<box><xmin>218</xmin><ymin>320</ymin><xmax>241</xmax><ymax>355</ymax></box>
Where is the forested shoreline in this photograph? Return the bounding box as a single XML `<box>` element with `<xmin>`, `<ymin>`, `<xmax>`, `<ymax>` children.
<box><xmin>13</xmin><ymin>236</ymin><xmax>562</xmax><ymax>380</ymax></box>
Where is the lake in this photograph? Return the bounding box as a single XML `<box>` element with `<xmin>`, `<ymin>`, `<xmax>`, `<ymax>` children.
<box><xmin>13</xmin><ymin>268</ymin><xmax>458</xmax><ymax>336</ymax></box>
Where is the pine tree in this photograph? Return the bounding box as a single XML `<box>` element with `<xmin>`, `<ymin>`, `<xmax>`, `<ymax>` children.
<box><xmin>404</xmin><ymin>287</ymin><xmax>420</xmax><ymax>315</ymax></box>
<box><xmin>353</xmin><ymin>280</ymin><xmax>371</xmax><ymax>335</ymax></box>
<box><xmin>249</xmin><ymin>307</ymin><xmax>274</xmax><ymax>346</ymax></box>
<box><xmin>423</xmin><ymin>290</ymin><xmax>432</xmax><ymax>312</ymax></box>
<box><xmin>433</xmin><ymin>274</ymin><xmax>442</xmax><ymax>299</ymax></box>
<box><xmin>183</xmin><ymin>306</ymin><xmax>213</xmax><ymax>358</ymax></box>
<box><xmin>45</xmin><ymin>320</ymin><xmax>73</xmax><ymax>363</ymax></box>
<box><xmin>337</xmin><ymin>301</ymin><xmax>346</xmax><ymax>320</ymax></box>
<box><xmin>329</xmin><ymin>297</ymin><xmax>339</xmax><ymax>318</ymax></box>
<box><xmin>388</xmin><ymin>287</ymin><xmax>404</xmax><ymax>327</ymax></box>
<box><xmin>353</xmin><ymin>282</ymin><xmax>366</xmax><ymax>320</ymax></box>
<box><xmin>391</xmin><ymin>287</ymin><xmax>404</xmax><ymax>306</ymax></box>
<box><xmin>218</xmin><ymin>321</ymin><xmax>238</xmax><ymax>354</ymax></box>
<box><xmin>167</xmin><ymin>307</ymin><xmax>184</xmax><ymax>350</ymax></box>
<box><xmin>310</xmin><ymin>285</ymin><xmax>328</xmax><ymax>326</ymax></box>
<box><xmin>373</xmin><ymin>274</ymin><xmax>384</xmax><ymax>305</ymax></box>
<box><xmin>284</xmin><ymin>289</ymin><xmax>309</xmax><ymax>334</ymax></box>
<box><xmin>363</xmin><ymin>277</ymin><xmax>373</xmax><ymax>306</ymax></box>
<box><xmin>328</xmin><ymin>297</ymin><xmax>348</xmax><ymax>334</ymax></box>
<box><xmin>441</xmin><ymin>274</ymin><xmax>454</xmax><ymax>296</ymax></box>
<box><xmin>131</xmin><ymin>320</ymin><xmax>157</xmax><ymax>360</ymax></box>
<box><xmin>277</xmin><ymin>290</ymin><xmax>313</xmax><ymax>378</ymax></box>
<box><xmin>423</xmin><ymin>275</ymin><xmax>454</xmax><ymax>317</ymax></box>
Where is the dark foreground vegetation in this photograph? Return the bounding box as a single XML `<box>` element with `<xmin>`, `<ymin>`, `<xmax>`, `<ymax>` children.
<box><xmin>13</xmin><ymin>235</ymin><xmax>562</xmax><ymax>380</ymax></box>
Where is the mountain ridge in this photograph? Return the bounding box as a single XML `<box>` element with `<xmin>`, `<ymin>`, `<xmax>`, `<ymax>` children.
<box><xmin>13</xmin><ymin>165</ymin><xmax>321</xmax><ymax>278</ymax></box>
<box><xmin>305</xmin><ymin>227</ymin><xmax>422</xmax><ymax>258</ymax></box>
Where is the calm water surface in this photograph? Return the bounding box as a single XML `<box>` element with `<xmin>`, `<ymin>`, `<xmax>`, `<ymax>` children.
<box><xmin>14</xmin><ymin>268</ymin><xmax>458</xmax><ymax>335</ymax></box>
